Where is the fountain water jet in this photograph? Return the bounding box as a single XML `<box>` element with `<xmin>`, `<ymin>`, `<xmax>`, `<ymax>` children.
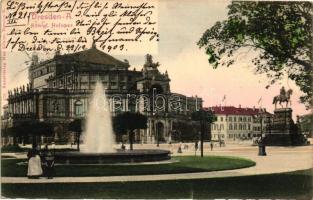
<box><xmin>82</xmin><ymin>81</ymin><xmax>115</xmax><ymax>153</ymax></box>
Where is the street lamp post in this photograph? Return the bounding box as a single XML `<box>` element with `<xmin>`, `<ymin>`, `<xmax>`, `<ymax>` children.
<box><xmin>200</xmin><ymin>119</ymin><xmax>204</xmax><ymax>157</ymax></box>
<box><xmin>258</xmin><ymin>109</ymin><xmax>267</xmax><ymax>156</ymax></box>
<box><xmin>267</xmin><ymin>116</ymin><xmax>272</xmax><ymax>135</ymax></box>
<box><xmin>218</xmin><ymin>127</ymin><xmax>222</xmax><ymax>147</ymax></box>
<box><xmin>260</xmin><ymin>113</ymin><xmax>263</xmax><ymax>140</ymax></box>
<box><xmin>153</xmin><ymin>112</ymin><xmax>160</xmax><ymax>147</ymax></box>
<box><xmin>157</xmin><ymin>128</ymin><xmax>160</xmax><ymax>147</ymax></box>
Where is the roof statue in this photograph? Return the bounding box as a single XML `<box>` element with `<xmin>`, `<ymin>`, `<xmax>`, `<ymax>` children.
<box><xmin>55</xmin><ymin>49</ymin><xmax>61</xmax><ymax>57</ymax></box>
<box><xmin>26</xmin><ymin>83</ymin><xmax>30</xmax><ymax>91</ymax></box>
<box><xmin>31</xmin><ymin>53</ymin><xmax>39</xmax><ymax>65</ymax></box>
<box><xmin>144</xmin><ymin>54</ymin><xmax>159</xmax><ymax>69</ymax></box>
<box><xmin>92</xmin><ymin>39</ymin><xmax>97</xmax><ymax>49</ymax></box>
<box><xmin>146</xmin><ymin>54</ymin><xmax>153</xmax><ymax>65</ymax></box>
<box><xmin>272</xmin><ymin>86</ymin><xmax>293</xmax><ymax>109</ymax></box>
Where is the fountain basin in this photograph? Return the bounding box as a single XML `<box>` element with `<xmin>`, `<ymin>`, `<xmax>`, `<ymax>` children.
<box><xmin>54</xmin><ymin>149</ymin><xmax>171</xmax><ymax>164</ymax></box>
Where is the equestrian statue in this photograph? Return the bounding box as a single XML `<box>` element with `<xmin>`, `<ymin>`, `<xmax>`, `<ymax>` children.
<box><xmin>272</xmin><ymin>86</ymin><xmax>293</xmax><ymax>109</ymax></box>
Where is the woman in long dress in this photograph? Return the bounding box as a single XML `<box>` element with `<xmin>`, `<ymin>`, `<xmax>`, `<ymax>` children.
<box><xmin>27</xmin><ymin>151</ymin><xmax>43</xmax><ymax>179</ymax></box>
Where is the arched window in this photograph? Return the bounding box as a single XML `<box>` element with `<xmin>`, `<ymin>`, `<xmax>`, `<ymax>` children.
<box><xmin>74</xmin><ymin>100</ymin><xmax>83</xmax><ymax>116</ymax></box>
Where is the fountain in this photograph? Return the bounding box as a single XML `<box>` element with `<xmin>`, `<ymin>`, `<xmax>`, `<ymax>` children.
<box><xmin>54</xmin><ymin>81</ymin><xmax>170</xmax><ymax>164</ymax></box>
<box><xmin>82</xmin><ymin>82</ymin><xmax>115</xmax><ymax>153</ymax></box>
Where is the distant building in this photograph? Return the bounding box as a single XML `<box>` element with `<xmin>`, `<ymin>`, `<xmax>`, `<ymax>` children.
<box><xmin>2</xmin><ymin>46</ymin><xmax>202</xmax><ymax>144</ymax></box>
<box><xmin>207</xmin><ymin>105</ymin><xmax>273</xmax><ymax>141</ymax></box>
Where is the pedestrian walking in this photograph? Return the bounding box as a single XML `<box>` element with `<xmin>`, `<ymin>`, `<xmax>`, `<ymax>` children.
<box><xmin>210</xmin><ymin>141</ymin><xmax>214</xmax><ymax>151</ymax></box>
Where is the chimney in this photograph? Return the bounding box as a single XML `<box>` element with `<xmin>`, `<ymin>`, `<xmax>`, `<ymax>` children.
<box><xmin>239</xmin><ymin>104</ymin><xmax>241</xmax><ymax>108</ymax></box>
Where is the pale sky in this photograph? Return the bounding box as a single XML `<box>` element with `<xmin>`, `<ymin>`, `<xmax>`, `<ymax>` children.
<box><xmin>3</xmin><ymin>0</ymin><xmax>311</xmax><ymax>118</ymax></box>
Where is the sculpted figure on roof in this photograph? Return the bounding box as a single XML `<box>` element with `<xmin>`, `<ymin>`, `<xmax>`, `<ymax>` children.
<box><xmin>144</xmin><ymin>54</ymin><xmax>159</xmax><ymax>69</ymax></box>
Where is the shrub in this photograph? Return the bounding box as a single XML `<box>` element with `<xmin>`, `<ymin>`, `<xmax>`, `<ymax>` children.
<box><xmin>1</xmin><ymin>144</ymin><xmax>24</xmax><ymax>153</ymax></box>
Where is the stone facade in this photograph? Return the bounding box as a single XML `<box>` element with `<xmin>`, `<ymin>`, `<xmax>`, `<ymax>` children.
<box><xmin>2</xmin><ymin>47</ymin><xmax>202</xmax><ymax>144</ymax></box>
<box><xmin>208</xmin><ymin>106</ymin><xmax>273</xmax><ymax>141</ymax></box>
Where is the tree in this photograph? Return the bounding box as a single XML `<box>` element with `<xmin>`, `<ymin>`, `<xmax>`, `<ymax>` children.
<box><xmin>6</xmin><ymin>122</ymin><xmax>31</xmax><ymax>145</ymax></box>
<box><xmin>28</xmin><ymin>122</ymin><xmax>54</xmax><ymax>145</ymax></box>
<box><xmin>191</xmin><ymin>109</ymin><xmax>216</xmax><ymax>157</ymax></box>
<box><xmin>172</xmin><ymin>121</ymin><xmax>200</xmax><ymax>142</ymax></box>
<box><xmin>198</xmin><ymin>2</ymin><xmax>313</xmax><ymax>108</ymax></box>
<box><xmin>68</xmin><ymin>119</ymin><xmax>84</xmax><ymax>151</ymax></box>
<box><xmin>7</xmin><ymin>122</ymin><xmax>54</xmax><ymax>146</ymax></box>
<box><xmin>113</xmin><ymin>112</ymin><xmax>147</xmax><ymax>150</ymax></box>
<box><xmin>6</xmin><ymin>126</ymin><xmax>19</xmax><ymax>146</ymax></box>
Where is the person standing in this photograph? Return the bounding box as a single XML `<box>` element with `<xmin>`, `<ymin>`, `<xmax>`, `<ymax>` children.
<box><xmin>177</xmin><ymin>142</ymin><xmax>183</xmax><ymax>153</ymax></box>
<box><xmin>41</xmin><ymin>144</ymin><xmax>49</xmax><ymax>159</ymax></box>
<box><xmin>27</xmin><ymin>151</ymin><xmax>43</xmax><ymax>179</ymax></box>
<box><xmin>194</xmin><ymin>140</ymin><xmax>199</xmax><ymax>155</ymax></box>
<box><xmin>121</xmin><ymin>143</ymin><xmax>126</xmax><ymax>151</ymax></box>
<box><xmin>210</xmin><ymin>141</ymin><xmax>214</xmax><ymax>151</ymax></box>
<box><xmin>43</xmin><ymin>151</ymin><xmax>55</xmax><ymax>179</ymax></box>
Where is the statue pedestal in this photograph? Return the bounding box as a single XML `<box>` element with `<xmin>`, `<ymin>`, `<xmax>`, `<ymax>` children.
<box><xmin>263</xmin><ymin>108</ymin><xmax>308</xmax><ymax>146</ymax></box>
<box><xmin>271</xmin><ymin>108</ymin><xmax>293</xmax><ymax>135</ymax></box>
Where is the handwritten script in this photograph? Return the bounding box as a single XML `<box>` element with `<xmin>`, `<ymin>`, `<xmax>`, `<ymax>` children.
<box><xmin>3</xmin><ymin>0</ymin><xmax>158</xmax><ymax>54</ymax></box>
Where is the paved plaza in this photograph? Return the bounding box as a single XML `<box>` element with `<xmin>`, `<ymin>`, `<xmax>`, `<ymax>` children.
<box><xmin>2</xmin><ymin>142</ymin><xmax>312</xmax><ymax>183</ymax></box>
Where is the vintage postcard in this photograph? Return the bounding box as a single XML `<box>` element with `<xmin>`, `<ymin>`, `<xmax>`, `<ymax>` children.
<box><xmin>0</xmin><ymin>0</ymin><xmax>312</xmax><ymax>199</ymax></box>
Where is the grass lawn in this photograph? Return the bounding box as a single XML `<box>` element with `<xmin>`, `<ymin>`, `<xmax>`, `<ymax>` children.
<box><xmin>1</xmin><ymin>156</ymin><xmax>255</xmax><ymax>177</ymax></box>
<box><xmin>2</xmin><ymin>169</ymin><xmax>312</xmax><ymax>199</ymax></box>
